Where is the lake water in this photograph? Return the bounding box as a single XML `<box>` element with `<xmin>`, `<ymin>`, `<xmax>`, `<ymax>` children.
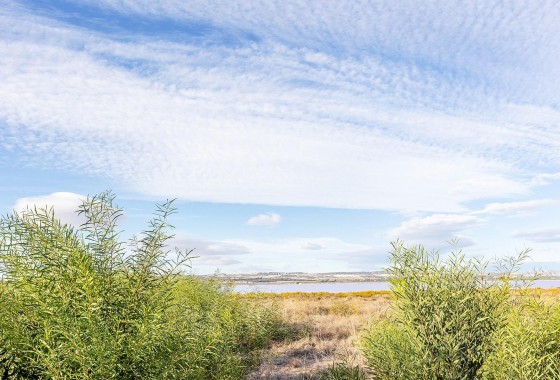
<box><xmin>234</xmin><ymin>280</ymin><xmax>560</xmax><ymax>294</ymax></box>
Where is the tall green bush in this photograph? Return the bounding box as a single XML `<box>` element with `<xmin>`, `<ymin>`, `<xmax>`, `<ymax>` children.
<box><xmin>363</xmin><ymin>241</ymin><xmax>529</xmax><ymax>380</ymax></box>
<box><xmin>479</xmin><ymin>299</ymin><xmax>560</xmax><ymax>379</ymax></box>
<box><xmin>0</xmin><ymin>192</ymin><xmax>278</xmax><ymax>379</ymax></box>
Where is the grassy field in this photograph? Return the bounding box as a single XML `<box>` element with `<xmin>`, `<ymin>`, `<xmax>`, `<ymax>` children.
<box><xmin>244</xmin><ymin>291</ymin><xmax>388</xmax><ymax>379</ymax></box>
<box><xmin>245</xmin><ymin>288</ymin><xmax>560</xmax><ymax>380</ymax></box>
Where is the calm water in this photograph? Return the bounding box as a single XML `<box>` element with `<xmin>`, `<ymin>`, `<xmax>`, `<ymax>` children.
<box><xmin>234</xmin><ymin>280</ymin><xmax>560</xmax><ymax>294</ymax></box>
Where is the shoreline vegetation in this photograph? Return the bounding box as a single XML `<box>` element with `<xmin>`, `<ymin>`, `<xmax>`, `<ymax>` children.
<box><xmin>2</xmin><ymin>192</ymin><xmax>559</xmax><ymax>379</ymax></box>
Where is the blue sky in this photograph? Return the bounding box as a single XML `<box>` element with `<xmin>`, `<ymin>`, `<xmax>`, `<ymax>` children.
<box><xmin>1</xmin><ymin>0</ymin><xmax>560</xmax><ymax>274</ymax></box>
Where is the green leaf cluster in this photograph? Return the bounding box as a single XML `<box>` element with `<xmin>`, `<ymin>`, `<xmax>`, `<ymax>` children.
<box><xmin>0</xmin><ymin>192</ymin><xmax>278</xmax><ymax>379</ymax></box>
<box><xmin>479</xmin><ymin>299</ymin><xmax>560</xmax><ymax>379</ymax></box>
<box><xmin>362</xmin><ymin>241</ymin><xmax>558</xmax><ymax>380</ymax></box>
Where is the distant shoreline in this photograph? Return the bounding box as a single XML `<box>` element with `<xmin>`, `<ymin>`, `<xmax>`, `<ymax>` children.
<box><xmin>200</xmin><ymin>271</ymin><xmax>560</xmax><ymax>285</ymax></box>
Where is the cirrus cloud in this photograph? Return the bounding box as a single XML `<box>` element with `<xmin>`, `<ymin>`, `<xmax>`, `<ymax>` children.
<box><xmin>1</xmin><ymin>2</ymin><xmax>558</xmax><ymax>213</ymax></box>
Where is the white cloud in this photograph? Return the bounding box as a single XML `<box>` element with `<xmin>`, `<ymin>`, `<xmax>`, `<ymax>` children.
<box><xmin>70</xmin><ymin>1</ymin><xmax>560</xmax><ymax>102</ymax></box>
<box><xmin>234</xmin><ymin>237</ymin><xmax>369</xmax><ymax>255</ymax></box>
<box><xmin>0</xmin><ymin>3</ymin><xmax>559</xmax><ymax>213</ymax></box>
<box><xmin>523</xmin><ymin>248</ymin><xmax>560</xmax><ymax>265</ymax></box>
<box><xmin>168</xmin><ymin>236</ymin><xmax>249</xmax><ymax>270</ymax></box>
<box><xmin>12</xmin><ymin>192</ymin><xmax>86</xmax><ymax>227</ymax></box>
<box><xmin>170</xmin><ymin>235</ymin><xmax>375</xmax><ymax>273</ymax></box>
<box><xmin>531</xmin><ymin>172</ymin><xmax>560</xmax><ymax>186</ymax></box>
<box><xmin>247</xmin><ymin>213</ymin><xmax>282</xmax><ymax>227</ymax></box>
<box><xmin>171</xmin><ymin>236</ymin><xmax>251</xmax><ymax>256</ymax></box>
<box><xmin>389</xmin><ymin>214</ymin><xmax>479</xmax><ymax>245</ymax></box>
<box><xmin>513</xmin><ymin>229</ymin><xmax>560</xmax><ymax>243</ymax></box>
<box><xmin>476</xmin><ymin>199</ymin><xmax>558</xmax><ymax>216</ymax></box>
<box><xmin>195</xmin><ymin>256</ymin><xmax>241</xmax><ymax>267</ymax></box>
<box><xmin>223</xmin><ymin>237</ymin><xmax>374</xmax><ymax>273</ymax></box>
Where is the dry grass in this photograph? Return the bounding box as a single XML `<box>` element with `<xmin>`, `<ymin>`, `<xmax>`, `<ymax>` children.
<box><xmin>246</xmin><ymin>291</ymin><xmax>391</xmax><ymax>380</ymax></box>
<box><xmin>527</xmin><ymin>286</ymin><xmax>560</xmax><ymax>301</ymax></box>
<box><xmin>245</xmin><ymin>288</ymin><xmax>560</xmax><ymax>380</ymax></box>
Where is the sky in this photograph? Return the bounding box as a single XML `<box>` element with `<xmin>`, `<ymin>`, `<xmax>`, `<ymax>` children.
<box><xmin>1</xmin><ymin>0</ymin><xmax>560</xmax><ymax>274</ymax></box>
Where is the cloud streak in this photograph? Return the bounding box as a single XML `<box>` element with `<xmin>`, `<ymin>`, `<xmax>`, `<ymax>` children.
<box><xmin>476</xmin><ymin>199</ymin><xmax>558</xmax><ymax>216</ymax></box>
<box><xmin>1</xmin><ymin>2</ymin><xmax>559</xmax><ymax>213</ymax></box>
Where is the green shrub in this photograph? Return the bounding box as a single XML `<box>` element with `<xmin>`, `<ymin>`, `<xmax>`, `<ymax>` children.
<box><xmin>479</xmin><ymin>300</ymin><xmax>560</xmax><ymax>379</ymax></box>
<box><xmin>363</xmin><ymin>241</ymin><xmax>529</xmax><ymax>380</ymax></box>
<box><xmin>0</xmin><ymin>192</ymin><xmax>278</xmax><ymax>379</ymax></box>
<box><xmin>362</xmin><ymin>318</ymin><xmax>419</xmax><ymax>379</ymax></box>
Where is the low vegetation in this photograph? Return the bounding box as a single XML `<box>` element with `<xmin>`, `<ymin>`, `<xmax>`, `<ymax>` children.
<box><xmin>1</xmin><ymin>191</ymin><xmax>559</xmax><ymax>379</ymax></box>
<box><xmin>0</xmin><ymin>192</ymin><xmax>280</xmax><ymax>379</ymax></box>
<box><xmin>246</xmin><ymin>292</ymin><xmax>386</xmax><ymax>379</ymax></box>
<box><xmin>247</xmin><ymin>285</ymin><xmax>560</xmax><ymax>380</ymax></box>
<box><xmin>362</xmin><ymin>241</ymin><xmax>560</xmax><ymax>380</ymax></box>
